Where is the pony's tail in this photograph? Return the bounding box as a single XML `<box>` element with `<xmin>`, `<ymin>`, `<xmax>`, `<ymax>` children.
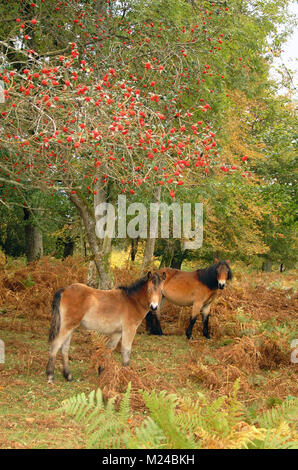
<box><xmin>49</xmin><ymin>288</ymin><xmax>64</xmax><ymax>342</ymax></box>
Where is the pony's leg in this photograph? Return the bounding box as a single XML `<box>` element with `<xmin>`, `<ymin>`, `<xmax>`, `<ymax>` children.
<box><xmin>121</xmin><ymin>326</ymin><xmax>137</xmax><ymax>366</ymax></box>
<box><xmin>201</xmin><ymin>303</ymin><xmax>211</xmax><ymax>339</ymax></box>
<box><xmin>186</xmin><ymin>302</ymin><xmax>203</xmax><ymax>340</ymax></box>
<box><xmin>98</xmin><ymin>332</ymin><xmax>122</xmax><ymax>375</ymax></box>
<box><xmin>146</xmin><ymin>311</ymin><xmax>164</xmax><ymax>335</ymax></box>
<box><xmin>46</xmin><ymin>329</ymin><xmax>71</xmax><ymax>384</ymax></box>
<box><xmin>146</xmin><ymin>297</ymin><xmax>164</xmax><ymax>335</ymax></box>
<box><xmin>107</xmin><ymin>332</ymin><xmax>122</xmax><ymax>350</ymax></box>
<box><xmin>145</xmin><ymin>310</ymin><xmax>155</xmax><ymax>332</ymax></box>
<box><xmin>61</xmin><ymin>332</ymin><xmax>73</xmax><ymax>381</ymax></box>
<box><xmin>153</xmin><ymin>314</ymin><xmax>163</xmax><ymax>335</ymax></box>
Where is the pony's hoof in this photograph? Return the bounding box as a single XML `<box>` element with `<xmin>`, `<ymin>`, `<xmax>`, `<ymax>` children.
<box><xmin>63</xmin><ymin>371</ymin><xmax>72</xmax><ymax>381</ymax></box>
<box><xmin>47</xmin><ymin>376</ymin><xmax>54</xmax><ymax>385</ymax></box>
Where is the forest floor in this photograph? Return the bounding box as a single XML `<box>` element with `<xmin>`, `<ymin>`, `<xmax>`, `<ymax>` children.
<box><xmin>0</xmin><ymin>256</ymin><xmax>297</xmax><ymax>448</ymax></box>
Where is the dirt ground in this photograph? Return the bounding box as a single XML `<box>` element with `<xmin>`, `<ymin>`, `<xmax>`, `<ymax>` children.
<box><xmin>0</xmin><ymin>257</ymin><xmax>297</xmax><ymax>448</ymax></box>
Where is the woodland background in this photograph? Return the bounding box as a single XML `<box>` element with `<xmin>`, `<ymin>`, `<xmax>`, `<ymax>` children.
<box><xmin>0</xmin><ymin>0</ymin><xmax>297</xmax><ymax>450</ymax></box>
<box><xmin>0</xmin><ymin>0</ymin><xmax>297</xmax><ymax>281</ymax></box>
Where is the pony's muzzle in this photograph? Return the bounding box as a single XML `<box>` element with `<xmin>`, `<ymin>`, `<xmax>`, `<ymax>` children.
<box><xmin>218</xmin><ymin>281</ymin><xmax>225</xmax><ymax>289</ymax></box>
<box><xmin>150</xmin><ymin>303</ymin><xmax>158</xmax><ymax>311</ymax></box>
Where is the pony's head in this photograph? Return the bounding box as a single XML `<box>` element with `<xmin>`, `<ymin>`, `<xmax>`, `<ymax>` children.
<box><xmin>214</xmin><ymin>259</ymin><xmax>232</xmax><ymax>289</ymax></box>
<box><xmin>145</xmin><ymin>271</ymin><xmax>166</xmax><ymax>311</ymax></box>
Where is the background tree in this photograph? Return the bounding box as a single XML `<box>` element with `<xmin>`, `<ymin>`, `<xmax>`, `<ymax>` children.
<box><xmin>0</xmin><ymin>0</ymin><xmax>296</xmax><ymax>272</ymax></box>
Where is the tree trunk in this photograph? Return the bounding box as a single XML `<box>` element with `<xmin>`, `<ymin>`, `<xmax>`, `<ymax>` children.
<box><xmin>79</xmin><ymin>218</ymin><xmax>87</xmax><ymax>258</ymax></box>
<box><xmin>92</xmin><ymin>165</ymin><xmax>113</xmax><ymax>287</ymax></box>
<box><xmin>159</xmin><ymin>239</ymin><xmax>186</xmax><ymax>269</ymax></box>
<box><xmin>130</xmin><ymin>237</ymin><xmax>139</xmax><ymax>261</ymax></box>
<box><xmin>69</xmin><ymin>192</ymin><xmax>112</xmax><ymax>289</ymax></box>
<box><xmin>25</xmin><ymin>225</ymin><xmax>43</xmax><ymax>262</ymax></box>
<box><xmin>62</xmin><ymin>239</ymin><xmax>74</xmax><ymax>259</ymax></box>
<box><xmin>159</xmin><ymin>240</ymin><xmax>175</xmax><ymax>268</ymax></box>
<box><xmin>24</xmin><ymin>208</ymin><xmax>43</xmax><ymax>262</ymax></box>
<box><xmin>141</xmin><ymin>186</ymin><xmax>161</xmax><ymax>273</ymax></box>
<box><xmin>142</xmin><ymin>237</ymin><xmax>156</xmax><ymax>273</ymax></box>
<box><xmin>262</xmin><ymin>259</ymin><xmax>272</xmax><ymax>272</ymax></box>
<box><xmin>170</xmin><ymin>239</ymin><xmax>186</xmax><ymax>269</ymax></box>
<box><xmin>87</xmin><ymin>261</ymin><xmax>98</xmax><ymax>288</ymax></box>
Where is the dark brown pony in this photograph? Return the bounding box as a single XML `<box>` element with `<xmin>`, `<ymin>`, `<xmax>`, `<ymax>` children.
<box><xmin>46</xmin><ymin>271</ymin><xmax>166</xmax><ymax>383</ymax></box>
<box><xmin>146</xmin><ymin>260</ymin><xmax>232</xmax><ymax>339</ymax></box>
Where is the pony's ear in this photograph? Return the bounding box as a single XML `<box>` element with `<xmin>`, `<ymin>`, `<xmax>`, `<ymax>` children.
<box><xmin>146</xmin><ymin>271</ymin><xmax>152</xmax><ymax>280</ymax></box>
<box><xmin>162</xmin><ymin>271</ymin><xmax>167</xmax><ymax>280</ymax></box>
<box><xmin>214</xmin><ymin>258</ymin><xmax>219</xmax><ymax>263</ymax></box>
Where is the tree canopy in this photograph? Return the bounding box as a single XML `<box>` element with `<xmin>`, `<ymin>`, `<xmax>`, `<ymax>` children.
<box><xmin>0</xmin><ymin>0</ymin><xmax>296</xmax><ymax>272</ymax></box>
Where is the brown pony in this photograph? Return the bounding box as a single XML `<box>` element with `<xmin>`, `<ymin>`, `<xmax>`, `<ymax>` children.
<box><xmin>146</xmin><ymin>260</ymin><xmax>232</xmax><ymax>339</ymax></box>
<box><xmin>46</xmin><ymin>271</ymin><xmax>166</xmax><ymax>383</ymax></box>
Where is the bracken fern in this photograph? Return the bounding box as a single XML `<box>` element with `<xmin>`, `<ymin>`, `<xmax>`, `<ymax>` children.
<box><xmin>60</xmin><ymin>381</ymin><xmax>297</xmax><ymax>449</ymax></box>
<box><xmin>60</xmin><ymin>383</ymin><xmax>132</xmax><ymax>449</ymax></box>
<box><xmin>257</xmin><ymin>397</ymin><xmax>298</xmax><ymax>429</ymax></box>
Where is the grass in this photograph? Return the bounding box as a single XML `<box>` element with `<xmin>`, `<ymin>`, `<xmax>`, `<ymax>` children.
<box><xmin>0</xmin><ymin>318</ymin><xmax>91</xmax><ymax>448</ymax></box>
<box><xmin>0</xmin><ymin>320</ymin><xmax>202</xmax><ymax>448</ymax></box>
<box><xmin>0</xmin><ymin>257</ymin><xmax>297</xmax><ymax>448</ymax></box>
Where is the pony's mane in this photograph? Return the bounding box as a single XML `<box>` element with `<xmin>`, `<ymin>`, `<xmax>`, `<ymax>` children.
<box><xmin>118</xmin><ymin>277</ymin><xmax>148</xmax><ymax>296</ymax></box>
<box><xmin>196</xmin><ymin>261</ymin><xmax>232</xmax><ymax>290</ymax></box>
<box><xmin>118</xmin><ymin>273</ymin><xmax>160</xmax><ymax>296</ymax></box>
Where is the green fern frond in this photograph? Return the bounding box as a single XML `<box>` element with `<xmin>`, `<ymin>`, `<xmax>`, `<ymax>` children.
<box><xmin>128</xmin><ymin>417</ymin><xmax>166</xmax><ymax>449</ymax></box>
<box><xmin>61</xmin><ymin>383</ymin><xmax>132</xmax><ymax>449</ymax></box>
<box><xmin>141</xmin><ymin>390</ymin><xmax>197</xmax><ymax>449</ymax></box>
<box><xmin>257</xmin><ymin>398</ymin><xmax>298</xmax><ymax>429</ymax></box>
<box><xmin>60</xmin><ymin>383</ymin><xmax>297</xmax><ymax>450</ymax></box>
<box><xmin>119</xmin><ymin>382</ymin><xmax>131</xmax><ymax>420</ymax></box>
